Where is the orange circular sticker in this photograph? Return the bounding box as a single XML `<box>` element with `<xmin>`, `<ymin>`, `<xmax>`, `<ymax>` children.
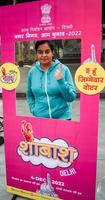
<box><xmin>0</xmin><ymin>63</ymin><xmax>20</xmax><ymax>90</ymax></box>
<box><xmin>75</xmin><ymin>62</ymin><xmax>105</xmax><ymax>95</ymax></box>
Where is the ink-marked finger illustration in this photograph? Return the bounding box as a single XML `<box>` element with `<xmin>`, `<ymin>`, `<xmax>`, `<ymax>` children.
<box><xmin>37</xmin><ymin>173</ymin><xmax>58</xmax><ymax>198</ymax></box>
<box><xmin>84</xmin><ymin>44</ymin><xmax>97</xmax><ymax>63</ymax></box>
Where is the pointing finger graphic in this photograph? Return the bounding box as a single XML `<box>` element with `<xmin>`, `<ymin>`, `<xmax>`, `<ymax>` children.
<box><xmin>84</xmin><ymin>44</ymin><xmax>97</xmax><ymax>63</ymax></box>
<box><xmin>91</xmin><ymin>44</ymin><xmax>96</xmax><ymax>62</ymax></box>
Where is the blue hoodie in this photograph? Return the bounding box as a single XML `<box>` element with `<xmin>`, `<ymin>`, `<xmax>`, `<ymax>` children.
<box><xmin>26</xmin><ymin>59</ymin><xmax>76</xmax><ymax>120</ymax></box>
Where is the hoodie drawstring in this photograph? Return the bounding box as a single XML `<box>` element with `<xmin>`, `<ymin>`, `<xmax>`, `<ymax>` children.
<box><xmin>40</xmin><ymin>72</ymin><xmax>43</xmax><ymax>88</ymax></box>
<box><xmin>45</xmin><ymin>72</ymin><xmax>52</xmax><ymax>118</ymax></box>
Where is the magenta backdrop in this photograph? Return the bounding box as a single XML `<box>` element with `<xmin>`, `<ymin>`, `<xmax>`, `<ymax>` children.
<box><xmin>0</xmin><ymin>0</ymin><xmax>101</xmax><ymax>200</ymax></box>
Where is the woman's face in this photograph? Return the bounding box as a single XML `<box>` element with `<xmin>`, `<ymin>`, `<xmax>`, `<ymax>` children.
<box><xmin>36</xmin><ymin>43</ymin><xmax>54</xmax><ymax>67</ymax></box>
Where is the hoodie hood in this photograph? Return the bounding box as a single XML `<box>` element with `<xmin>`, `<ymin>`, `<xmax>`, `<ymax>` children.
<box><xmin>35</xmin><ymin>59</ymin><xmax>61</xmax><ymax>72</ymax></box>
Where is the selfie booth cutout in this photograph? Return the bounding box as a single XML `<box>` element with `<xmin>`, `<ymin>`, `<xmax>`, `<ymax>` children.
<box><xmin>0</xmin><ymin>0</ymin><xmax>102</xmax><ymax>200</ymax></box>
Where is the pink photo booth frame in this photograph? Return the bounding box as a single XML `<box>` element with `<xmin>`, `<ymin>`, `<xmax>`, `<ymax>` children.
<box><xmin>0</xmin><ymin>0</ymin><xmax>101</xmax><ymax>199</ymax></box>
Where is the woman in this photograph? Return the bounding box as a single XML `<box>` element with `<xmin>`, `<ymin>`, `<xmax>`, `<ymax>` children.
<box><xmin>26</xmin><ymin>40</ymin><xmax>76</xmax><ymax>120</ymax></box>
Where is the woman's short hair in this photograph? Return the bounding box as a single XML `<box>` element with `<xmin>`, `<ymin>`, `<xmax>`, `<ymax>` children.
<box><xmin>35</xmin><ymin>40</ymin><xmax>54</xmax><ymax>52</ymax></box>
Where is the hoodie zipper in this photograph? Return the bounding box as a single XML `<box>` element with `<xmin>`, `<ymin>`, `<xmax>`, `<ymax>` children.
<box><xmin>45</xmin><ymin>72</ymin><xmax>52</xmax><ymax>118</ymax></box>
